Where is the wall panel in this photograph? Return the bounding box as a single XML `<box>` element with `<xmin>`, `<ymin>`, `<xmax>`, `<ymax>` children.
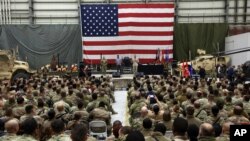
<box><xmin>1</xmin><ymin>0</ymin><xmax>249</xmax><ymax>24</ymax></box>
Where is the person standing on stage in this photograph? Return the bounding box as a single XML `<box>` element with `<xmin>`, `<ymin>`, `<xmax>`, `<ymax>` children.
<box><xmin>132</xmin><ymin>55</ymin><xmax>139</xmax><ymax>75</ymax></box>
<box><xmin>116</xmin><ymin>55</ymin><xmax>122</xmax><ymax>73</ymax></box>
<box><xmin>101</xmin><ymin>56</ymin><xmax>108</xmax><ymax>75</ymax></box>
<box><xmin>84</xmin><ymin>64</ymin><xmax>91</xmax><ymax>77</ymax></box>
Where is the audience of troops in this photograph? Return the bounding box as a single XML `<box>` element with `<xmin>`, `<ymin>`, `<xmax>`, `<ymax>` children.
<box><xmin>0</xmin><ymin>63</ymin><xmax>249</xmax><ymax>141</ymax></box>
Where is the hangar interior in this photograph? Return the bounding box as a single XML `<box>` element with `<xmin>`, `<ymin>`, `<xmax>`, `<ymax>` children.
<box><xmin>0</xmin><ymin>0</ymin><xmax>250</xmax><ymax>69</ymax></box>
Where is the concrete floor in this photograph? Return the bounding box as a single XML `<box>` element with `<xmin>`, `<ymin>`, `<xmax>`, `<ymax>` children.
<box><xmin>111</xmin><ymin>90</ymin><xmax>129</xmax><ymax>126</ymax></box>
<box><xmin>93</xmin><ymin>74</ymin><xmax>132</xmax><ymax>126</ymax></box>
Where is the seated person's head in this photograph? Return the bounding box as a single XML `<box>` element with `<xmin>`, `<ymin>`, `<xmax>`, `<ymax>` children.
<box><xmin>21</xmin><ymin>117</ymin><xmax>38</xmax><ymax>136</ymax></box>
<box><xmin>172</xmin><ymin>117</ymin><xmax>188</xmax><ymax>136</ymax></box>
<box><xmin>142</xmin><ymin>118</ymin><xmax>152</xmax><ymax>130</ymax></box>
<box><xmin>154</xmin><ymin>123</ymin><xmax>167</xmax><ymax>135</ymax></box>
<box><xmin>187</xmin><ymin>124</ymin><xmax>199</xmax><ymax>141</ymax></box>
<box><xmin>71</xmin><ymin>123</ymin><xmax>88</xmax><ymax>141</ymax></box>
<box><xmin>199</xmin><ymin>123</ymin><xmax>215</xmax><ymax>137</ymax></box>
<box><xmin>186</xmin><ymin>105</ymin><xmax>195</xmax><ymax>116</ymax></box>
<box><xmin>51</xmin><ymin>119</ymin><xmax>65</xmax><ymax>134</ymax></box>
<box><xmin>5</xmin><ymin>119</ymin><xmax>20</xmax><ymax>134</ymax></box>
<box><xmin>163</xmin><ymin>110</ymin><xmax>171</xmax><ymax>122</ymax></box>
<box><xmin>126</xmin><ymin>130</ymin><xmax>145</xmax><ymax>141</ymax></box>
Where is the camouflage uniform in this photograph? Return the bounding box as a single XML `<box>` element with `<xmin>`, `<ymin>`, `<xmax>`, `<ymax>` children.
<box><xmin>216</xmin><ymin>135</ymin><xmax>229</xmax><ymax>141</ymax></box>
<box><xmin>47</xmin><ymin>134</ymin><xmax>71</xmax><ymax>141</ymax></box>
<box><xmin>141</xmin><ymin>128</ymin><xmax>153</xmax><ymax>137</ymax></box>
<box><xmin>223</xmin><ymin>102</ymin><xmax>233</xmax><ymax>114</ymax></box>
<box><xmin>206</xmin><ymin>115</ymin><xmax>224</xmax><ymax>126</ymax></box>
<box><xmin>228</xmin><ymin>115</ymin><xmax>249</xmax><ymax>123</ymax></box>
<box><xmin>0</xmin><ymin>134</ymin><xmax>17</xmax><ymax>141</ymax></box>
<box><xmin>145</xmin><ymin>132</ymin><xmax>171</xmax><ymax>141</ymax></box>
<box><xmin>198</xmin><ymin>136</ymin><xmax>216</xmax><ymax>141</ymax></box>
<box><xmin>12</xmin><ymin>105</ymin><xmax>25</xmax><ymax>119</ymax></box>
<box><xmin>73</xmin><ymin>110</ymin><xmax>89</xmax><ymax>124</ymax></box>
<box><xmin>89</xmin><ymin>107</ymin><xmax>111</xmax><ymax>125</ymax></box>
<box><xmin>161</xmin><ymin>120</ymin><xmax>173</xmax><ymax>131</ymax></box>
<box><xmin>12</xmin><ymin>135</ymin><xmax>38</xmax><ymax>141</ymax></box>
<box><xmin>86</xmin><ymin>100</ymin><xmax>99</xmax><ymax>113</ymax></box>
<box><xmin>101</xmin><ymin>58</ymin><xmax>108</xmax><ymax>75</ymax></box>
<box><xmin>129</xmin><ymin>99</ymin><xmax>146</xmax><ymax>116</ymax></box>
<box><xmin>243</xmin><ymin>101</ymin><xmax>250</xmax><ymax>116</ymax></box>
<box><xmin>116</xmin><ymin>135</ymin><xmax>127</xmax><ymax>141</ymax></box>
<box><xmin>97</xmin><ymin>95</ymin><xmax>114</xmax><ymax>112</ymax></box>
<box><xmin>194</xmin><ymin>108</ymin><xmax>207</xmax><ymax>122</ymax></box>
<box><xmin>87</xmin><ymin>136</ymin><xmax>97</xmax><ymax>141</ymax></box>
<box><xmin>36</xmin><ymin>107</ymin><xmax>48</xmax><ymax>118</ymax></box>
<box><xmin>186</xmin><ymin>115</ymin><xmax>202</xmax><ymax>127</ymax></box>
<box><xmin>131</xmin><ymin>117</ymin><xmax>143</xmax><ymax>130</ymax></box>
<box><xmin>181</xmin><ymin>100</ymin><xmax>192</xmax><ymax>110</ymax></box>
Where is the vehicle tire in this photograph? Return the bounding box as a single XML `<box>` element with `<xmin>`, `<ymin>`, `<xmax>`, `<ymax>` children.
<box><xmin>12</xmin><ymin>72</ymin><xmax>30</xmax><ymax>81</ymax></box>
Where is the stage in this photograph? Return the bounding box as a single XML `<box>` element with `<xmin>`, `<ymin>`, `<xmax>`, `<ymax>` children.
<box><xmin>93</xmin><ymin>74</ymin><xmax>133</xmax><ymax>89</ymax></box>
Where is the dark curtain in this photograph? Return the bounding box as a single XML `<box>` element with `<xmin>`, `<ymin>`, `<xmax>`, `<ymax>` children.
<box><xmin>173</xmin><ymin>23</ymin><xmax>229</xmax><ymax>61</ymax></box>
<box><xmin>0</xmin><ymin>25</ymin><xmax>82</xmax><ymax>69</ymax></box>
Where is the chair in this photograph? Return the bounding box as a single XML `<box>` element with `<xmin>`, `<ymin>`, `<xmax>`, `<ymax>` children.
<box><xmin>89</xmin><ymin>120</ymin><xmax>107</xmax><ymax>141</ymax></box>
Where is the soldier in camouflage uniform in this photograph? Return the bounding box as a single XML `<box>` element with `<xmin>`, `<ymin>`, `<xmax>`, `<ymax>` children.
<box><xmin>48</xmin><ymin>119</ymin><xmax>71</xmax><ymax>141</ymax></box>
<box><xmin>161</xmin><ymin>110</ymin><xmax>173</xmax><ymax>131</ymax></box>
<box><xmin>116</xmin><ymin>126</ymin><xmax>131</xmax><ymax>141</ymax></box>
<box><xmin>12</xmin><ymin>96</ymin><xmax>26</xmax><ymax>119</ymax></box>
<box><xmin>71</xmin><ymin>101</ymin><xmax>89</xmax><ymax>124</ymax></box>
<box><xmin>145</xmin><ymin>123</ymin><xmax>171</xmax><ymax>141</ymax></box>
<box><xmin>97</xmin><ymin>90</ymin><xmax>117</xmax><ymax>114</ymax></box>
<box><xmin>228</xmin><ymin>106</ymin><xmax>249</xmax><ymax>123</ymax></box>
<box><xmin>198</xmin><ymin>123</ymin><xmax>216</xmax><ymax>141</ymax></box>
<box><xmin>223</xmin><ymin>96</ymin><xmax>233</xmax><ymax>114</ymax></box>
<box><xmin>129</xmin><ymin>92</ymin><xmax>146</xmax><ymax>117</ymax></box>
<box><xmin>101</xmin><ymin>56</ymin><xmax>108</xmax><ymax>75</ymax></box>
<box><xmin>70</xmin><ymin>123</ymin><xmax>90</xmax><ymax>141</ymax></box>
<box><xmin>243</xmin><ymin>95</ymin><xmax>250</xmax><ymax>116</ymax></box>
<box><xmin>89</xmin><ymin>101</ymin><xmax>111</xmax><ymax>126</ymax></box>
<box><xmin>216</xmin><ymin>121</ymin><xmax>233</xmax><ymax>141</ymax></box>
<box><xmin>194</xmin><ymin>101</ymin><xmax>207</xmax><ymax>122</ymax></box>
<box><xmin>131</xmin><ymin>106</ymin><xmax>148</xmax><ymax>130</ymax></box>
<box><xmin>141</xmin><ymin>118</ymin><xmax>153</xmax><ymax>137</ymax></box>
<box><xmin>86</xmin><ymin>93</ymin><xmax>99</xmax><ymax>113</ymax></box>
<box><xmin>0</xmin><ymin>119</ymin><xmax>19</xmax><ymax>141</ymax></box>
<box><xmin>206</xmin><ymin>105</ymin><xmax>224</xmax><ymax>126</ymax></box>
<box><xmin>12</xmin><ymin>118</ymin><xmax>38</xmax><ymax>141</ymax></box>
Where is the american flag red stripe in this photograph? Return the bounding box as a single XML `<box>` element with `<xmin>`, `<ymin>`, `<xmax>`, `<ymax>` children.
<box><xmin>119</xmin><ymin>31</ymin><xmax>173</xmax><ymax>36</ymax></box>
<box><xmin>84</xmin><ymin>58</ymin><xmax>174</xmax><ymax>65</ymax></box>
<box><xmin>82</xmin><ymin>3</ymin><xmax>174</xmax><ymax>64</ymax></box>
<box><xmin>118</xmin><ymin>4</ymin><xmax>174</xmax><ymax>8</ymax></box>
<box><xmin>83</xmin><ymin>49</ymin><xmax>173</xmax><ymax>55</ymax></box>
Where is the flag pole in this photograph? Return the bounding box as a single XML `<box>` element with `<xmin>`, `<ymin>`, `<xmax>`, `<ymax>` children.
<box><xmin>189</xmin><ymin>50</ymin><xmax>191</xmax><ymax>61</ymax></box>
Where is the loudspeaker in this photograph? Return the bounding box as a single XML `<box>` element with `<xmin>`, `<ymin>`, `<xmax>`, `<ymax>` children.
<box><xmin>78</xmin><ymin>62</ymin><xmax>84</xmax><ymax>77</ymax></box>
<box><xmin>136</xmin><ymin>72</ymin><xmax>144</xmax><ymax>77</ymax></box>
<box><xmin>112</xmin><ymin>72</ymin><xmax>121</xmax><ymax>78</ymax></box>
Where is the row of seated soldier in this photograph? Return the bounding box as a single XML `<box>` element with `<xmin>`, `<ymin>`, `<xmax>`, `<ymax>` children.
<box><xmin>0</xmin><ymin>63</ymin><xmax>249</xmax><ymax>141</ymax></box>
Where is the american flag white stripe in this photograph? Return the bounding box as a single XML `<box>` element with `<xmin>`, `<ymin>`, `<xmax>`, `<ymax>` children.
<box><xmin>118</xmin><ymin>8</ymin><xmax>174</xmax><ymax>13</ymax></box>
<box><xmin>119</xmin><ymin>17</ymin><xmax>174</xmax><ymax>22</ymax></box>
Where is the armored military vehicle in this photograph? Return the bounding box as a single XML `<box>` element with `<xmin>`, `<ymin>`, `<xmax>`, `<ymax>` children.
<box><xmin>0</xmin><ymin>50</ymin><xmax>33</xmax><ymax>81</ymax></box>
<box><xmin>178</xmin><ymin>49</ymin><xmax>230</xmax><ymax>72</ymax></box>
<box><xmin>243</xmin><ymin>60</ymin><xmax>250</xmax><ymax>79</ymax></box>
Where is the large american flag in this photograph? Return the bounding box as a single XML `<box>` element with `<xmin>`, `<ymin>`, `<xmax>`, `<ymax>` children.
<box><xmin>81</xmin><ymin>3</ymin><xmax>174</xmax><ymax>64</ymax></box>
